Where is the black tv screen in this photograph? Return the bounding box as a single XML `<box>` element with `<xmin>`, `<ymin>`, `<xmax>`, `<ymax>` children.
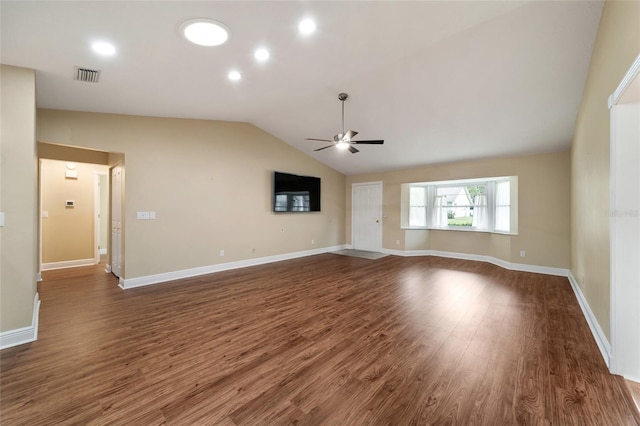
<box><xmin>273</xmin><ymin>171</ymin><xmax>321</xmax><ymax>212</ymax></box>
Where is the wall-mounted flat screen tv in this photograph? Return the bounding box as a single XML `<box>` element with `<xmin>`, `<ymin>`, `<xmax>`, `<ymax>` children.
<box><xmin>273</xmin><ymin>171</ymin><xmax>321</xmax><ymax>212</ymax></box>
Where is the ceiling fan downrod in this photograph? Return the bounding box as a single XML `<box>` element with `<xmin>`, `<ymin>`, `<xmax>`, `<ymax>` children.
<box><xmin>339</xmin><ymin>92</ymin><xmax>348</xmax><ymax>137</ymax></box>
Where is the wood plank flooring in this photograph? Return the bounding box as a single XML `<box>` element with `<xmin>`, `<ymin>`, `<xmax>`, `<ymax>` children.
<box><xmin>1</xmin><ymin>254</ymin><xmax>638</xmax><ymax>425</ymax></box>
<box><xmin>626</xmin><ymin>379</ymin><xmax>640</xmax><ymax>414</ymax></box>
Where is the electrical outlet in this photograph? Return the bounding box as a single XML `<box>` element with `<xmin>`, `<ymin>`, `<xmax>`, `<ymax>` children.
<box><xmin>520</xmin><ymin>250</ymin><xmax>526</xmax><ymax>257</ymax></box>
<box><xmin>311</xmin><ymin>239</ymin><xmax>315</xmax><ymax>245</ymax></box>
<box><xmin>396</xmin><ymin>240</ymin><xmax>400</xmax><ymax>245</ymax></box>
<box><xmin>220</xmin><ymin>249</ymin><xmax>225</xmax><ymax>257</ymax></box>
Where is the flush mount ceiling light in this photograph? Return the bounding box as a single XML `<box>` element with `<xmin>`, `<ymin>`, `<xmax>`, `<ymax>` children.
<box><xmin>180</xmin><ymin>18</ymin><xmax>230</xmax><ymax>46</ymax></box>
<box><xmin>228</xmin><ymin>70</ymin><xmax>242</xmax><ymax>81</ymax></box>
<box><xmin>91</xmin><ymin>41</ymin><xmax>116</xmax><ymax>56</ymax></box>
<box><xmin>298</xmin><ymin>18</ymin><xmax>316</xmax><ymax>35</ymax></box>
<box><xmin>254</xmin><ymin>48</ymin><xmax>270</xmax><ymax>62</ymax></box>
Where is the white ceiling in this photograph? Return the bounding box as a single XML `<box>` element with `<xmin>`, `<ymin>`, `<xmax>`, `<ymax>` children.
<box><xmin>1</xmin><ymin>1</ymin><xmax>603</xmax><ymax>175</ymax></box>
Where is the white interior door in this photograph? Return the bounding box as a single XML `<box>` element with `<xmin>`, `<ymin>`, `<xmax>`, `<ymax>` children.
<box><xmin>352</xmin><ymin>182</ymin><xmax>382</xmax><ymax>252</ymax></box>
<box><xmin>111</xmin><ymin>165</ymin><xmax>123</xmax><ymax>278</ymax></box>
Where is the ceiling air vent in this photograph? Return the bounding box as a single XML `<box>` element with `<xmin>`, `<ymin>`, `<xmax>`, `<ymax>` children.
<box><xmin>74</xmin><ymin>66</ymin><xmax>100</xmax><ymax>83</ymax></box>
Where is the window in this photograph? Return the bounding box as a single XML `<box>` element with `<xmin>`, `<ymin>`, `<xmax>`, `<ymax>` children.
<box><xmin>494</xmin><ymin>180</ymin><xmax>510</xmax><ymax>232</ymax></box>
<box><xmin>403</xmin><ymin>176</ymin><xmax>517</xmax><ymax>234</ymax></box>
<box><xmin>409</xmin><ymin>186</ymin><xmax>427</xmax><ymax>227</ymax></box>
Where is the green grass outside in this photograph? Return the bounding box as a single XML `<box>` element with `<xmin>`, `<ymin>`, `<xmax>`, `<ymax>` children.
<box><xmin>448</xmin><ymin>216</ymin><xmax>473</xmax><ymax>226</ymax></box>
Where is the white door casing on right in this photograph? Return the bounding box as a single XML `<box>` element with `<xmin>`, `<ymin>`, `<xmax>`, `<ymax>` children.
<box><xmin>111</xmin><ymin>165</ymin><xmax>123</xmax><ymax>278</ymax></box>
<box><xmin>352</xmin><ymin>182</ymin><xmax>383</xmax><ymax>252</ymax></box>
<box><xmin>609</xmin><ymin>53</ymin><xmax>640</xmax><ymax>382</ymax></box>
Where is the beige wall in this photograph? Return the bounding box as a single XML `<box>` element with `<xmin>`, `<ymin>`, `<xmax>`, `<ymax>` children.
<box><xmin>571</xmin><ymin>0</ymin><xmax>640</xmax><ymax>342</ymax></box>
<box><xmin>347</xmin><ymin>150</ymin><xmax>571</xmax><ymax>268</ymax></box>
<box><xmin>0</xmin><ymin>65</ymin><xmax>38</xmax><ymax>332</ymax></box>
<box><xmin>37</xmin><ymin>109</ymin><xmax>346</xmax><ymax>279</ymax></box>
<box><xmin>40</xmin><ymin>159</ymin><xmax>109</xmax><ymax>264</ymax></box>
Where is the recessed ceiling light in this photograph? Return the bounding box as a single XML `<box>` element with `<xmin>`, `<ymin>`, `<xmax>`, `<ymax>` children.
<box><xmin>254</xmin><ymin>48</ymin><xmax>270</xmax><ymax>62</ymax></box>
<box><xmin>180</xmin><ymin>18</ymin><xmax>230</xmax><ymax>46</ymax></box>
<box><xmin>298</xmin><ymin>18</ymin><xmax>316</xmax><ymax>35</ymax></box>
<box><xmin>228</xmin><ymin>70</ymin><xmax>242</xmax><ymax>81</ymax></box>
<box><xmin>92</xmin><ymin>41</ymin><xmax>116</xmax><ymax>56</ymax></box>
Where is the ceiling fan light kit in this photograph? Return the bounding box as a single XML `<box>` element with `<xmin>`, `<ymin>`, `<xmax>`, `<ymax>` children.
<box><xmin>306</xmin><ymin>92</ymin><xmax>384</xmax><ymax>154</ymax></box>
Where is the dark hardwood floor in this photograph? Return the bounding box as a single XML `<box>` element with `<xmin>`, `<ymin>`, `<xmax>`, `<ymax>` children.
<box><xmin>1</xmin><ymin>254</ymin><xmax>638</xmax><ymax>425</ymax></box>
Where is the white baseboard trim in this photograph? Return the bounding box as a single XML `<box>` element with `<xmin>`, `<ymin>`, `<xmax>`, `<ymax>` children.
<box><xmin>36</xmin><ymin>272</ymin><xmax>42</xmax><ymax>282</ymax></box>
<box><xmin>99</xmin><ymin>248</ymin><xmax>107</xmax><ymax>255</ymax></box>
<box><xmin>120</xmin><ymin>245</ymin><xmax>348</xmax><ymax>290</ymax></box>
<box><xmin>623</xmin><ymin>374</ymin><xmax>640</xmax><ymax>384</ymax></box>
<box><xmin>380</xmin><ymin>248</ymin><xmax>568</xmax><ymax>277</ymax></box>
<box><xmin>0</xmin><ymin>293</ymin><xmax>41</xmax><ymax>350</ymax></box>
<box><xmin>567</xmin><ymin>272</ymin><xmax>611</xmax><ymax>368</ymax></box>
<box><xmin>41</xmin><ymin>258</ymin><xmax>95</xmax><ymax>271</ymax></box>
<box><xmin>381</xmin><ymin>249</ymin><xmax>406</xmax><ymax>257</ymax></box>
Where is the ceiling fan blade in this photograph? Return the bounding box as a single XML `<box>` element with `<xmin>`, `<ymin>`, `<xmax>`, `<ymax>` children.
<box><xmin>314</xmin><ymin>145</ymin><xmax>335</xmax><ymax>152</ymax></box>
<box><xmin>348</xmin><ymin>145</ymin><xmax>360</xmax><ymax>154</ymax></box>
<box><xmin>306</xmin><ymin>138</ymin><xmax>333</xmax><ymax>142</ymax></box>
<box><xmin>344</xmin><ymin>130</ymin><xmax>358</xmax><ymax>140</ymax></box>
<box><xmin>352</xmin><ymin>140</ymin><xmax>384</xmax><ymax>145</ymax></box>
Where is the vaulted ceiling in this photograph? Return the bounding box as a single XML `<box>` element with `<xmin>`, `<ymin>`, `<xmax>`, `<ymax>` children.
<box><xmin>1</xmin><ymin>1</ymin><xmax>603</xmax><ymax>175</ymax></box>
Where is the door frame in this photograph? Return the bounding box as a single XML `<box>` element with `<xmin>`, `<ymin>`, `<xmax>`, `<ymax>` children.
<box><xmin>109</xmin><ymin>163</ymin><xmax>124</xmax><ymax>279</ymax></box>
<box><xmin>93</xmin><ymin>171</ymin><xmax>108</xmax><ymax>264</ymax></box>
<box><xmin>37</xmin><ymin>159</ymin><xmax>43</xmax><ymax>282</ymax></box>
<box><xmin>609</xmin><ymin>52</ymin><xmax>640</xmax><ymax>382</ymax></box>
<box><xmin>351</xmin><ymin>181</ymin><xmax>383</xmax><ymax>251</ymax></box>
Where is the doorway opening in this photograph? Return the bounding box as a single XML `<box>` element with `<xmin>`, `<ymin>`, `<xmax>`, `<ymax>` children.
<box><xmin>38</xmin><ymin>143</ymin><xmax>124</xmax><ymax>282</ymax></box>
<box><xmin>609</xmin><ymin>53</ymin><xmax>640</xmax><ymax>384</ymax></box>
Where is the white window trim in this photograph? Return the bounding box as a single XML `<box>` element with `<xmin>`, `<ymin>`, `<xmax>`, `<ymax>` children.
<box><xmin>402</xmin><ymin>176</ymin><xmax>518</xmax><ymax>235</ymax></box>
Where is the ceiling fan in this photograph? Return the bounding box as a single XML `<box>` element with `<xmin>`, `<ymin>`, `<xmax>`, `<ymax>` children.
<box><xmin>306</xmin><ymin>93</ymin><xmax>384</xmax><ymax>154</ymax></box>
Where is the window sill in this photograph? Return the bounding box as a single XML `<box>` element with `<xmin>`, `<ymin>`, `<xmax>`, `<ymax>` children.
<box><xmin>402</xmin><ymin>226</ymin><xmax>517</xmax><ymax>236</ymax></box>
